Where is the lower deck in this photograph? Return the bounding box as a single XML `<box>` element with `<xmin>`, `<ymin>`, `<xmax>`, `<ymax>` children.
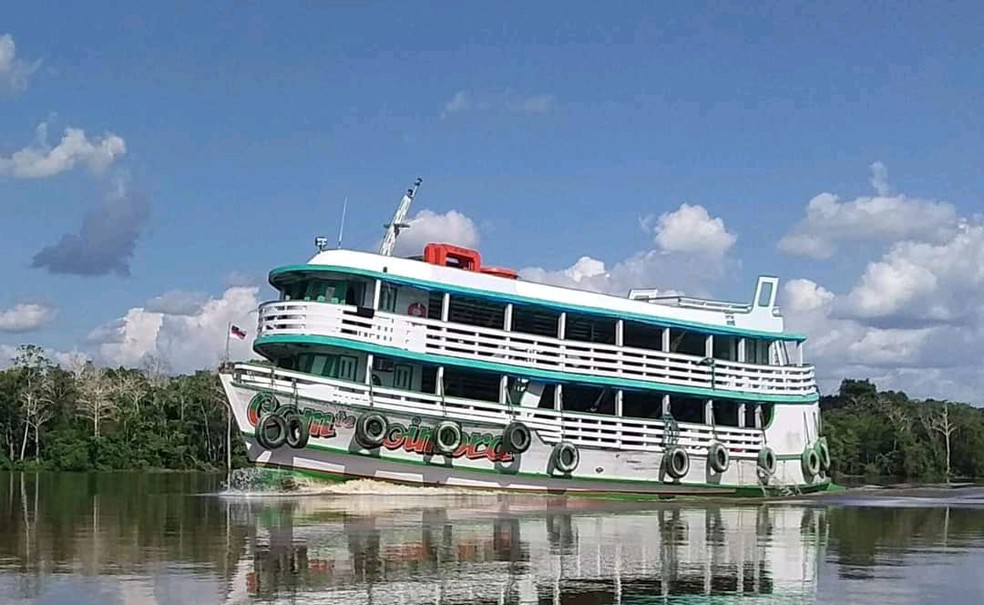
<box><xmin>257</xmin><ymin>342</ymin><xmax>786</xmax><ymax>435</ymax></box>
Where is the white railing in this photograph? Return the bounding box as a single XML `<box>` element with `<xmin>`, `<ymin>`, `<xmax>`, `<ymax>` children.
<box><xmin>256</xmin><ymin>301</ymin><xmax>816</xmax><ymax>398</ymax></box>
<box><xmin>231</xmin><ymin>363</ymin><xmax>765</xmax><ymax>456</ymax></box>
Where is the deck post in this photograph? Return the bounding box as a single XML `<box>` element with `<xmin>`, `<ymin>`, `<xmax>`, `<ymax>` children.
<box><xmin>705</xmin><ymin>334</ymin><xmax>713</xmax><ymax>358</ymax></box>
<box><xmin>661</xmin><ymin>328</ymin><xmax>670</xmax><ymax>352</ymax></box>
<box><xmin>737</xmin><ymin>338</ymin><xmax>746</xmax><ymax>363</ymax></box>
<box><xmin>371</xmin><ymin>278</ymin><xmax>382</xmax><ymax>309</ymax></box>
<box><xmin>500</xmin><ymin>304</ymin><xmax>513</xmax><ymax>403</ymax></box>
<box><xmin>705</xmin><ymin>399</ymin><xmax>714</xmax><ymax>425</ymax></box>
<box><xmin>556</xmin><ymin>312</ymin><xmax>566</xmax><ymax>410</ymax></box>
<box><xmin>738</xmin><ymin>402</ymin><xmax>746</xmax><ymax>428</ymax></box>
<box><xmin>797</xmin><ymin>340</ymin><xmax>804</xmax><ymax>366</ymax></box>
<box><xmin>661</xmin><ymin>393</ymin><xmax>670</xmax><ymax>416</ymax></box>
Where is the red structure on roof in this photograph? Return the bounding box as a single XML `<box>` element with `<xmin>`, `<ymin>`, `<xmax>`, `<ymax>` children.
<box><xmin>422</xmin><ymin>243</ymin><xmax>518</xmax><ymax>279</ymax></box>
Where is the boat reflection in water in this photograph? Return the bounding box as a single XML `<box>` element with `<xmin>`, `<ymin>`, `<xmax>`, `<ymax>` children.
<box><xmin>230</xmin><ymin>493</ymin><xmax>826</xmax><ymax>604</ymax></box>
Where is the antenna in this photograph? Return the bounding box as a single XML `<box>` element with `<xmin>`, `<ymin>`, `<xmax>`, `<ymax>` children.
<box><xmin>337</xmin><ymin>196</ymin><xmax>348</xmax><ymax>249</ymax></box>
<box><xmin>378</xmin><ymin>177</ymin><xmax>422</xmax><ymax>257</ymax></box>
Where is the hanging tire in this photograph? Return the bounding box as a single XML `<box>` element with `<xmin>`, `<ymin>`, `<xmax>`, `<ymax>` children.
<box><xmin>757</xmin><ymin>447</ymin><xmax>777</xmax><ymax>475</ymax></box>
<box><xmin>285</xmin><ymin>412</ymin><xmax>309</xmax><ymax>449</ymax></box>
<box><xmin>708</xmin><ymin>441</ymin><xmax>730</xmax><ymax>473</ymax></box>
<box><xmin>665</xmin><ymin>446</ymin><xmax>690</xmax><ymax>479</ymax></box>
<box><xmin>433</xmin><ymin>420</ymin><xmax>462</xmax><ymax>456</ymax></box>
<box><xmin>502</xmin><ymin>421</ymin><xmax>531</xmax><ymax>454</ymax></box>
<box><xmin>801</xmin><ymin>444</ymin><xmax>821</xmax><ymax>478</ymax></box>
<box><xmin>256</xmin><ymin>413</ymin><xmax>288</xmax><ymax>450</ymax></box>
<box><xmin>552</xmin><ymin>441</ymin><xmax>579</xmax><ymax>474</ymax></box>
<box><xmin>355</xmin><ymin>412</ymin><xmax>388</xmax><ymax>449</ymax></box>
<box><xmin>815</xmin><ymin>437</ymin><xmax>831</xmax><ymax>470</ymax></box>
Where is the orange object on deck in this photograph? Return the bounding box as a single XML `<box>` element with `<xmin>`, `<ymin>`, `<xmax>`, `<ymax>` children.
<box><xmin>423</xmin><ymin>243</ymin><xmax>482</xmax><ymax>270</ymax></box>
<box><xmin>479</xmin><ymin>266</ymin><xmax>518</xmax><ymax>279</ymax></box>
<box><xmin>423</xmin><ymin>242</ymin><xmax>518</xmax><ymax>279</ymax></box>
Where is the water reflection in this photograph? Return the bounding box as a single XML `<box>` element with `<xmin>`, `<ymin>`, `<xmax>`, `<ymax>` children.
<box><xmin>1</xmin><ymin>472</ymin><xmax>983</xmax><ymax>604</ymax></box>
<box><xmin>232</xmin><ymin>494</ymin><xmax>826</xmax><ymax>603</ymax></box>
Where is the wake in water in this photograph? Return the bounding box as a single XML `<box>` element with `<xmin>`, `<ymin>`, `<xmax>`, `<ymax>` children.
<box><xmin>219</xmin><ymin>467</ymin><xmax>495</xmax><ymax>498</ymax></box>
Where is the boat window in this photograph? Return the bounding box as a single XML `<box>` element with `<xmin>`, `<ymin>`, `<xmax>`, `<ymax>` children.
<box><xmin>622</xmin><ymin>390</ymin><xmax>665</xmax><ymax>419</ymax></box>
<box><xmin>743</xmin><ymin>339</ymin><xmax>772</xmax><ymax>365</ymax></box>
<box><xmin>565</xmin><ymin>314</ymin><xmax>616</xmax><ymax>345</ymax></box>
<box><xmin>712</xmin><ymin>399</ymin><xmax>741</xmax><ymax>427</ymax></box>
<box><xmin>309</xmin><ymin>355</ymin><xmax>328</xmax><ymax>376</ymax></box>
<box><xmin>338</xmin><ymin>355</ymin><xmax>358</xmax><ymax>381</ymax></box>
<box><xmin>447</xmin><ymin>294</ymin><xmax>506</xmax><ymax>329</ymax></box>
<box><xmin>442</xmin><ymin>367</ymin><xmax>500</xmax><ymax>402</ymax></box>
<box><xmin>560</xmin><ymin>384</ymin><xmax>615</xmax><ymax>415</ymax></box>
<box><xmin>670</xmin><ymin>330</ymin><xmax>706</xmax><ymax>356</ymax></box>
<box><xmin>393</xmin><ymin>364</ymin><xmax>413</xmax><ymax>390</ymax></box>
<box><xmin>623</xmin><ymin>321</ymin><xmax>664</xmax><ymax>351</ymax></box>
<box><xmin>712</xmin><ymin>335</ymin><xmax>738</xmax><ymax>361</ymax></box>
<box><xmin>671</xmin><ymin>396</ymin><xmax>705</xmax><ymax>424</ymax></box>
<box><xmin>512</xmin><ymin>304</ymin><xmax>562</xmax><ymax>338</ymax></box>
<box><xmin>379</xmin><ymin>284</ymin><xmax>399</xmax><ymax>312</ymax></box>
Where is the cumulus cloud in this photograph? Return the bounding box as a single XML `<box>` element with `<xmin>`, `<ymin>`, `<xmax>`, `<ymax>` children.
<box><xmin>841</xmin><ymin>221</ymin><xmax>984</xmax><ymax>324</ymax></box>
<box><xmin>86</xmin><ymin>286</ymin><xmax>261</xmax><ymax>372</ymax></box>
<box><xmin>645</xmin><ymin>203</ymin><xmax>737</xmax><ymax>260</ymax></box>
<box><xmin>391</xmin><ymin>209</ymin><xmax>480</xmax><ymax>256</ymax></box>
<box><xmin>778</xmin><ymin>162</ymin><xmax>959</xmax><ymax>259</ymax></box>
<box><xmin>522</xmin><ymin>203</ymin><xmax>735</xmax><ymax>296</ymax></box>
<box><xmin>780</xmin><ymin>166</ymin><xmax>984</xmax><ymax>402</ymax></box>
<box><xmin>0</xmin><ymin>33</ymin><xmax>40</xmax><ymax>94</ymax></box>
<box><xmin>0</xmin><ymin>303</ymin><xmax>56</xmax><ymax>333</ymax></box>
<box><xmin>0</xmin><ymin>122</ymin><xmax>126</xmax><ymax>179</ymax></box>
<box><xmin>441</xmin><ymin>89</ymin><xmax>556</xmax><ymax>117</ymax></box>
<box><xmin>31</xmin><ymin>183</ymin><xmax>150</xmax><ymax>277</ymax></box>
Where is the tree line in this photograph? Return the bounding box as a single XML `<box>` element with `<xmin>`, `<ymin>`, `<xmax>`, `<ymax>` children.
<box><xmin>1</xmin><ymin>344</ymin><xmax>982</xmax><ymax>480</ymax></box>
<box><xmin>822</xmin><ymin>379</ymin><xmax>984</xmax><ymax>481</ymax></box>
<box><xmin>0</xmin><ymin>344</ymin><xmax>247</xmax><ymax>471</ymax></box>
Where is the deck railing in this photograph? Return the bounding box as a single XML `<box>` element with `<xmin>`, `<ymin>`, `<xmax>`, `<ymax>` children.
<box><xmin>231</xmin><ymin>363</ymin><xmax>766</xmax><ymax>457</ymax></box>
<box><xmin>255</xmin><ymin>301</ymin><xmax>816</xmax><ymax>399</ymax></box>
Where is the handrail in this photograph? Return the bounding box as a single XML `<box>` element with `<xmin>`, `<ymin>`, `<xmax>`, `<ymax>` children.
<box><xmin>231</xmin><ymin>363</ymin><xmax>766</xmax><ymax>456</ymax></box>
<box><xmin>254</xmin><ymin>301</ymin><xmax>816</xmax><ymax>398</ymax></box>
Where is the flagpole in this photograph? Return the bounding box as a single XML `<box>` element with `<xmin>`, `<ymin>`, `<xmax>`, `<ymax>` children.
<box><xmin>224</xmin><ymin>322</ymin><xmax>231</xmax><ymax>365</ymax></box>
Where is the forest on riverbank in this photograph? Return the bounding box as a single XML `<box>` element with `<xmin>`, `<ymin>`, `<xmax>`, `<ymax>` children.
<box><xmin>1</xmin><ymin>344</ymin><xmax>982</xmax><ymax>480</ymax></box>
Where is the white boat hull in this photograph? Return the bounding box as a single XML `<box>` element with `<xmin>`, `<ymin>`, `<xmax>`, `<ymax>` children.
<box><xmin>220</xmin><ymin>370</ymin><xmax>832</xmax><ymax>498</ymax></box>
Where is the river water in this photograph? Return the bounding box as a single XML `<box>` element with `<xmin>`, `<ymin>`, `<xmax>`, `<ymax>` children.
<box><xmin>0</xmin><ymin>471</ymin><xmax>982</xmax><ymax>604</ymax></box>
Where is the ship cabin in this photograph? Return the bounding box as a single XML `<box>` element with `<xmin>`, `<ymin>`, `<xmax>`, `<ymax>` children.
<box><xmin>253</xmin><ymin>243</ymin><xmax>815</xmax><ymax>434</ymax></box>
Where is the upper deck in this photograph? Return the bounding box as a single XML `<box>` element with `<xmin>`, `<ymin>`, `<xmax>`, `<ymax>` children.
<box><xmin>271</xmin><ymin>246</ymin><xmax>800</xmax><ymax>342</ymax></box>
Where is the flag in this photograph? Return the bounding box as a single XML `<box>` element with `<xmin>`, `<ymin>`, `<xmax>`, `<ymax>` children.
<box><xmin>229</xmin><ymin>324</ymin><xmax>247</xmax><ymax>340</ymax></box>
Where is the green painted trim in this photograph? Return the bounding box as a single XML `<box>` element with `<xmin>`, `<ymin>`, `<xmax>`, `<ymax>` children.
<box><xmin>243</xmin><ymin>431</ymin><xmax>831</xmax><ymax>497</ymax></box>
<box><xmin>254</xmin><ymin>333</ymin><xmax>820</xmax><ymax>404</ymax></box>
<box><xmin>268</xmin><ymin>263</ymin><xmax>808</xmax><ymax>342</ymax></box>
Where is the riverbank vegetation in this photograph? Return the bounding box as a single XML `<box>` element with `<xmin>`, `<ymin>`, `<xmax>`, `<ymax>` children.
<box><xmin>1</xmin><ymin>344</ymin><xmax>982</xmax><ymax>480</ymax></box>
<box><xmin>0</xmin><ymin>345</ymin><xmax>247</xmax><ymax>471</ymax></box>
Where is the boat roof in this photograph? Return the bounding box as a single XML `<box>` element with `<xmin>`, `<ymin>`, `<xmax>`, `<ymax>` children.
<box><xmin>269</xmin><ymin>248</ymin><xmax>804</xmax><ymax>341</ymax></box>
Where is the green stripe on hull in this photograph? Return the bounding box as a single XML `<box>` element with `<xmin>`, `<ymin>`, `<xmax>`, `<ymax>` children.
<box><xmin>268</xmin><ymin>263</ymin><xmax>808</xmax><ymax>342</ymax></box>
<box><xmin>243</xmin><ymin>431</ymin><xmax>832</xmax><ymax>498</ymax></box>
<box><xmin>254</xmin><ymin>333</ymin><xmax>819</xmax><ymax>404</ymax></box>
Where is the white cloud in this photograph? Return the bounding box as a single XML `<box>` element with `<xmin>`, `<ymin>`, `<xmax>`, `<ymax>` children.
<box><xmin>520</xmin><ymin>203</ymin><xmax>734</xmax><ymax>297</ymax></box>
<box><xmin>646</xmin><ymin>203</ymin><xmax>737</xmax><ymax>259</ymax></box>
<box><xmin>441</xmin><ymin>90</ymin><xmax>556</xmax><ymax>117</ymax></box>
<box><xmin>0</xmin><ymin>33</ymin><xmax>40</xmax><ymax>94</ymax></box>
<box><xmin>391</xmin><ymin>209</ymin><xmax>480</xmax><ymax>257</ymax></box>
<box><xmin>0</xmin><ymin>303</ymin><xmax>56</xmax><ymax>333</ymax></box>
<box><xmin>0</xmin><ymin>122</ymin><xmax>126</xmax><ymax>179</ymax></box>
<box><xmin>442</xmin><ymin>91</ymin><xmax>469</xmax><ymax>116</ymax></box>
<box><xmin>842</xmin><ymin>221</ymin><xmax>984</xmax><ymax>323</ymax></box>
<box><xmin>86</xmin><ymin>286</ymin><xmax>262</xmax><ymax>372</ymax></box>
<box><xmin>778</xmin><ymin>163</ymin><xmax>959</xmax><ymax>259</ymax></box>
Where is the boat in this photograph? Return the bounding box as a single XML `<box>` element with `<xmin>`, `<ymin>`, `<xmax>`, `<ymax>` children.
<box><xmin>218</xmin><ymin>178</ymin><xmax>831</xmax><ymax>498</ymax></box>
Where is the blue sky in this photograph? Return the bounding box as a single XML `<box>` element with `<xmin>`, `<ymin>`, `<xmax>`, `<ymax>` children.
<box><xmin>1</xmin><ymin>2</ymin><xmax>982</xmax><ymax>399</ymax></box>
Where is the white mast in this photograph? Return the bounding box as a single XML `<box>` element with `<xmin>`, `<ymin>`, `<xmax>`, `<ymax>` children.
<box><xmin>378</xmin><ymin>177</ymin><xmax>422</xmax><ymax>257</ymax></box>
